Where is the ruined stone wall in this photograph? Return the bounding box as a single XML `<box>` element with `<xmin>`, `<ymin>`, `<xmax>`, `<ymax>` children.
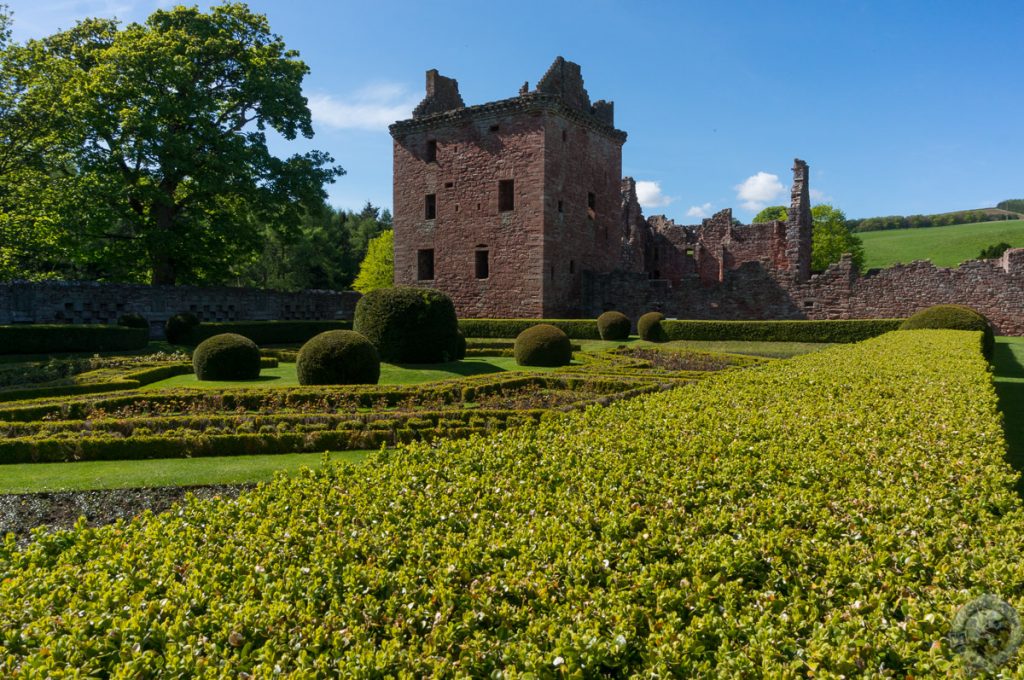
<box><xmin>0</xmin><ymin>281</ymin><xmax>359</xmax><ymax>337</ymax></box>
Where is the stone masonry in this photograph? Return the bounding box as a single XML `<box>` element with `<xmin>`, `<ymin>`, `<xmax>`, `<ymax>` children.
<box><xmin>391</xmin><ymin>57</ymin><xmax>1024</xmax><ymax>335</ymax></box>
<box><xmin>0</xmin><ymin>281</ymin><xmax>359</xmax><ymax>337</ymax></box>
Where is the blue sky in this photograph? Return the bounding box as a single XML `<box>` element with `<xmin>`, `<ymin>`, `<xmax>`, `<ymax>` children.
<box><xmin>5</xmin><ymin>0</ymin><xmax>1023</xmax><ymax>221</ymax></box>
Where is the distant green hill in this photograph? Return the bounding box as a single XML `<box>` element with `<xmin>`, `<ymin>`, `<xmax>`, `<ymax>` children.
<box><xmin>858</xmin><ymin>219</ymin><xmax>1024</xmax><ymax>270</ymax></box>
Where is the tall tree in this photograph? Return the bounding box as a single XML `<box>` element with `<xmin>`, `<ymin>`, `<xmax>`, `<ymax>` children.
<box><xmin>352</xmin><ymin>229</ymin><xmax>394</xmax><ymax>293</ymax></box>
<box><xmin>811</xmin><ymin>204</ymin><xmax>864</xmax><ymax>272</ymax></box>
<box><xmin>751</xmin><ymin>205</ymin><xmax>788</xmax><ymax>223</ymax></box>
<box><xmin>9</xmin><ymin>3</ymin><xmax>342</xmax><ymax>284</ymax></box>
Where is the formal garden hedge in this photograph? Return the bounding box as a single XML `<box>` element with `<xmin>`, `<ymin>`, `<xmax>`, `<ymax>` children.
<box><xmin>654</xmin><ymin>317</ymin><xmax>902</xmax><ymax>343</ymax></box>
<box><xmin>185</xmin><ymin>320</ymin><xmax>352</xmax><ymax>346</ymax></box>
<box><xmin>459</xmin><ymin>318</ymin><xmax>602</xmax><ymax>339</ymax></box>
<box><xmin>0</xmin><ymin>330</ymin><xmax>1016</xmax><ymax>676</ymax></box>
<box><xmin>0</xmin><ymin>324</ymin><xmax>148</xmax><ymax>355</ymax></box>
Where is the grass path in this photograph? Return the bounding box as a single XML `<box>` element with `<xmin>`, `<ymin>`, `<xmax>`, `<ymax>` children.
<box><xmin>995</xmin><ymin>337</ymin><xmax>1024</xmax><ymax>493</ymax></box>
<box><xmin>0</xmin><ymin>450</ymin><xmax>374</xmax><ymax>494</ymax></box>
<box><xmin>858</xmin><ymin>219</ymin><xmax>1024</xmax><ymax>269</ymax></box>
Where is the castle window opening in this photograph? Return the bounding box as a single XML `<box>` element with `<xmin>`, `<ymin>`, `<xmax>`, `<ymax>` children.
<box><xmin>587</xmin><ymin>192</ymin><xmax>596</xmax><ymax>219</ymax></box>
<box><xmin>686</xmin><ymin>248</ymin><xmax>695</xmax><ymax>258</ymax></box>
<box><xmin>475</xmin><ymin>248</ymin><xmax>490</xmax><ymax>279</ymax></box>
<box><xmin>498</xmin><ymin>180</ymin><xmax>515</xmax><ymax>212</ymax></box>
<box><xmin>489</xmin><ymin>124</ymin><xmax>499</xmax><ymax>133</ymax></box>
<box><xmin>417</xmin><ymin>249</ymin><xmax>435</xmax><ymax>280</ymax></box>
<box><xmin>426</xmin><ymin>139</ymin><xmax>437</xmax><ymax>163</ymax></box>
<box><xmin>557</xmin><ymin>199</ymin><xmax>564</xmax><ymax>213</ymax></box>
<box><xmin>425</xmin><ymin>194</ymin><xmax>436</xmax><ymax>220</ymax></box>
<box><xmin>569</xmin><ymin>260</ymin><xmax>575</xmax><ymax>274</ymax></box>
<box><xmin>444</xmin><ymin>181</ymin><xmax>454</xmax><ymax>188</ymax></box>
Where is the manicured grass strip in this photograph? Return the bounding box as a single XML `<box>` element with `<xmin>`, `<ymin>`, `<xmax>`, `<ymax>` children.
<box><xmin>0</xmin><ymin>330</ymin><xmax>1018</xmax><ymax>676</ymax></box>
<box><xmin>859</xmin><ymin>218</ymin><xmax>1024</xmax><ymax>269</ymax></box>
<box><xmin>994</xmin><ymin>336</ymin><xmax>1024</xmax><ymax>491</ymax></box>
<box><xmin>141</xmin><ymin>357</ymin><xmax>569</xmax><ymax>390</ymax></box>
<box><xmin>0</xmin><ymin>450</ymin><xmax>373</xmax><ymax>493</ymax></box>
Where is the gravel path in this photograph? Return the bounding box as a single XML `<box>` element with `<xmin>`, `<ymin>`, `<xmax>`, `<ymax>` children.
<box><xmin>0</xmin><ymin>484</ymin><xmax>251</xmax><ymax>547</ymax></box>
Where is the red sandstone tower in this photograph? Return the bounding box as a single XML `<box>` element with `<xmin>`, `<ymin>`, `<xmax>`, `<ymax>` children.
<box><xmin>389</xmin><ymin>57</ymin><xmax>628</xmax><ymax>318</ymax></box>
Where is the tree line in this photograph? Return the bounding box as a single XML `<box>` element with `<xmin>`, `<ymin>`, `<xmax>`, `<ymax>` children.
<box><xmin>0</xmin><ymin>2</ymin><xmax>388</xmax><ymax>290</ymax></box>
<box><xmin>846</xmin><ymin>209</ymin><xmax>1018</xmax><ymax>233</ymax></box>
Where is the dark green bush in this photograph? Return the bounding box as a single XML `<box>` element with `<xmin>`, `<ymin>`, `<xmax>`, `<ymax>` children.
<box><xmin>900</xmin><ymin>304</ymin><xmax>995</xmax><ymax>358</ymax></box>
<box><xmin>638</xmin><ymin>312</ymin><xmax>667</xmax><ymax>342</ymax></box>
<box><xmin>354</xmin><ymin>287</ymin><xmax>460</xmax><ymax>363</ymax></box>
<box><xmin>0</xmin><ymin>324</ymin><xmax>148</xmax><ymax>355</ymax></box>
<box><xmin>449</xmin><ymin>330</ymin><xmax>467</xmax><ymax>361</ymax></box>
<box><xmin>165</xmin><ymin>312</ymin><xmax>200</xmax><ymax>345</ymax></box>
<box><xmin>192</xmin><ymin>333</ymin><xmax>261</xmax><ymax>381</ymax></box>
<box><xmin>459</xmin><ymin>318</ymin><xmax>600</xmax><ymax>339</ymax></box>
<box><xmin>514</xmin><ymin>324</ymin><xmax>573</xmax><ymax>367</ymax></box>
<box><xmin>597</xmin><ymin>311</ymin><xmax>631</xmax><ymax>341</ymax></box>
<box><xmin>186</xmin><ymin>320</ymin><xmax>353</xmax><ymax>346</ymax></box>
<box><xmin>296</xmin><ymin>330</ymin><xmax>380</xmax><ymax>385</ymax></box>
<box><xmin>117</xmin><ymin>313</ymin><xmax>149</xmax><ymax>329</ymax></box>
<box><xmin>657</xmin><ymin>318</ymin><xmax>903</xmax><ymax>343</ymax></box>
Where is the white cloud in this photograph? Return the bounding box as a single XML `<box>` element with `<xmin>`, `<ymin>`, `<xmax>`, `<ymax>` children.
<box><xmin>308</xmin><ymin>84</ymin><xmax>419</xmax><ymax>132</ymax></box>
<box><xmin>635</xmin><ymin>180</ymin><xmax>676</xmax><ymax>209</ymax></box>
<box><xmin>734</xmin><ymin>171</ymin><xmax>786</xmax><ymax>212</ymax></box>
<box><xmin>809</xmin><ymin>188</ymin><xmax>833</xmax><ymax>203</ymax></box>
<box><xmin>686</xmin><ymin>202</ymin><xmax>713</xmax><ymax>219</ymax></box>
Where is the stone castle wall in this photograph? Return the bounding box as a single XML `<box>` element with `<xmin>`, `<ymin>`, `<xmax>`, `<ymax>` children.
<box><xmin>0</xmin><ymin>281</ymin><xmax>359</xmax><ymax>337</ymax></box>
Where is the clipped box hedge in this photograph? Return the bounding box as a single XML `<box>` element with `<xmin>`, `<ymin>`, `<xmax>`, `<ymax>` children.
<box><xmin>459</xmin><ymin>318</ymin><xmax>601</xmax><ymax>339</ymax></box>
<box><xmin>0</xmin><ymin>330</ymin><xmax>1019</xmax><ymax>676</ymax></box>
<box><xmin>656</xmin><ymin>317</ymin><xmax>903</xmax><ymax>342</ymax></box>
<box><xmin>0</xmin><ymin>324</ymin><xmax>148</xmax><ymax>355</ymax></box>
<box><xmin>185</xmin><ymin>320</ymin><xmax>352</xmax><ymax>346</ymax></box>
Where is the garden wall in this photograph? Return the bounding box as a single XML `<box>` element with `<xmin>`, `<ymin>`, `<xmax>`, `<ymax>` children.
<box><xmin>0</xmin><ymin>281</ymin><xmax>360</xmax><ymax>338</ymax></box>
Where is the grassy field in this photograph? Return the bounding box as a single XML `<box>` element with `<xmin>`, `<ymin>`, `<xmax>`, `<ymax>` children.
<box><xmin>0</xmin><ymin>450</ymin><xmax>373</xmax><ymax>493</ymax></box>
<box><xmin>858</xmin><ymin>219</ymin><xmax>1024</xmax><ymax>269</ymax></box>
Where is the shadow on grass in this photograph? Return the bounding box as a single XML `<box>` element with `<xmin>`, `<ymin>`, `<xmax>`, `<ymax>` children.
<box><xmin>994</xmin><ymin>339</ymin><xmax>1024</xmax><ymax>495</ymax></box>
<box><xmin>393</xmin><ymin>360</ymin><xmax>508</xmax><ymax>377</ymax></box>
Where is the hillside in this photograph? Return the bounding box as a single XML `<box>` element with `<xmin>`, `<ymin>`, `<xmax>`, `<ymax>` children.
<box><xmin>858</xmin><ymin>219</ymin><xmax>1024</xmax><ymax>269</ymax></box>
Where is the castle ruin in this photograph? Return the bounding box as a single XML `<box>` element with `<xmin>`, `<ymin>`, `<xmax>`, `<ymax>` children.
<box><xmin>390</xmin><ymin>57</ymin><xmax>1024</xmax><ymax>334</ymax></box>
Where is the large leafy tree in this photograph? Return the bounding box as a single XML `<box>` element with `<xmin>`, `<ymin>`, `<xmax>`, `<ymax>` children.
<box><xmin>752</xmin><ymin>204</ymin><xmax>864</xmax><ymax>272</ymax></box>
<box><xmin>9</xmin><ymin>3</ymin><xmax>342</xmax><ymax>284</ymax></box>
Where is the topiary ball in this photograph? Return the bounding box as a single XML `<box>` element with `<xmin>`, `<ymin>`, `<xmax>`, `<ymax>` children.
<box><xmin>297</xmin><ymin>330</ymin><xmax>380</xmax><ymax>385</ymax></box>
<box><xmin>165</xmin><ymin>312</ymin><xmax>200</xmax><ymax>345</ymax></box>
<box><xmin>900</xmin><ymin>304</ymin><xmax>995</xmax><ymax>359</ymax></box>
<box><xmin>449</xmin><ymin>329</ymin><xmax>467</xmax><ymax>361</ymax></box>
<box><xmin>353</xmin><ymin>286</ymin><xmax>460</xmax><ymax>363</ymax></box>
<box><xmin>117</xmin><ymin>313</ymin><xmax>149</xmax><ymax>329</ymax></box>
<box><xmin>192</xmin><ymin>333</ymin><xmax>261</xmax><ymax>381</ymax></box>
<box><xmin>638</xmin><ymin>312</ymin><xmax>667</xmax><ymax>342</ymax></box>
<box><xmin>597</xmin><ymin>311</ymin><xmax>631</xmax><ymax>341</ymax></box>
<box><xmin>514</xmin><ymin>324</ymin><xmax>572</xmax><ymax>367</ymax></box>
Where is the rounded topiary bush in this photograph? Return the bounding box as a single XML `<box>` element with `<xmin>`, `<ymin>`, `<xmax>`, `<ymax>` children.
<box><xmin>117</xmin><ymin>313</ymin><xmax>149</xmax><ymax>329</ymax></box>
<box><xmin>900</xmin><ymin>304</ymin><xmax>995</xmax><ymax>359</ymax></box>
<box><xmin>192</xmin><ymin>333</ymin><xmax>261</xmax><ymax>381</ymax></box>
<box><xmin>165</xmin><ymin>312</ymin><xmax>200</xmax><ymax>345</ymax></box>
<box><xmin>638</xmin><ymin>311</ymin><xmax>667</xmax><ymax>342</ymax></box>
<box><xmin>296</xmin><ymin>330</ymin><xmax>380</xmax><ymax>385</ymax></box>
<box><xmin>449</xmin><ymin>330</ymin><xmax>467</xmax><ymax>361</ymax></box>
<box><xmin>514</xmin><ymin>324</ymin><xmax>572</xmax><ymax>367</ymax></box>
<box><xmin>597</xmin><ymin>311</ymin><xmax>631</xmax><ymax>341</ymax></box>
<box><xmin>353</xmin><ymin>287</ymin><xmax>460</xmax><ymax>363</ymax></box>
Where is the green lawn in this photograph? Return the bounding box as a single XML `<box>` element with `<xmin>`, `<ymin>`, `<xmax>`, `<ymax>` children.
<box><xmin>858</xmin><ymin>219</ymin><xmax>1024</xmax><ymax>269</ymax></box>
<box><xmin>143</xmin><ymin>356</ymin><xmax>564</xmax><ymax>389</ymax></box>
<box><xmin>0</xmin><ymin>450</ymin><xmax>374</xmax><ymax>494</ymax></box>
<box><xmin>995</xmin><ymin>336</ymin><xmax>1024</xmax><ymax>494</ymax></box>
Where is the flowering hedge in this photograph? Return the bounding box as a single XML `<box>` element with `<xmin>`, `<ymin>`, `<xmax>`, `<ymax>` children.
<box><xmin>1</xmin><ymin>330</ymin><xmax>1020</xmax><ymax>676</ymax></box>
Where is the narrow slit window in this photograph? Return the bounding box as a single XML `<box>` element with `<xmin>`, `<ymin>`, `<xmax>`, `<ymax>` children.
<box><xmin>475</xmin><ymin>249</ymin><xmax>489</xmax><ymax>279</ymax></box>
<box><xmin>587</xmin><ymin>192</ymin><xmax>596</xmax><ymax>219</ymax></box>
<box><xmin>557</xmin><ymin>199</ymin><xmax>563</xmax><ymax>213</ymax></box>
<box><xmin>426</xmin><ymin>139</ymin><xmax>437</xmax><ymax>163</ymax></box>
<box><xmin>569</xmin><ymin>260</ymin><xmax>575</xmax><ymax>274</ymax></box>
<box><xmin>489</xmin><ymin>124</ymin><xmax>499</xmax><ymax>133</ymax></box>
<box><xmin>498</xmin><ymin>179</ymin><xmax>515</xmax><ymax>212</ymax></box>
<box><xmin>417</xmin><ymin>249</ymin><xmax>435</xmax><ymax>280</ymax></box>
<box><xmin>425</xmin><ymin>194</ymin><xmax>436</xmax><ymax>220</ymax></box>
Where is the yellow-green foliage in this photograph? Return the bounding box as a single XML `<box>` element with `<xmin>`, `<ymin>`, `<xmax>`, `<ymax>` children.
<box><xmin>352</xmin><ymin>229</ymin><xmax>394</xmax><ymax>294</ymax></box>
<box><xmin>1</xmin><ymin>331</ymin><xmax>1020</xmax><ymax>676</ymax></box>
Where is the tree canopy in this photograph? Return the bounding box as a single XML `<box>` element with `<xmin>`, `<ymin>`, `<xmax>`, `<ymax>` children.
<box><xmin>751</xmin><ymin>205</ymin><xmax>788</xmax><ymax>223</ymax></box>
<box><xmin>0</xmin><ymin>2</ymin><xmax>343</xmax><ymax>284</ymax></box>
<box><xmin>751</xmin><ymin>204</ymin><xmax>864</xmax><ymax>273</ymax></box>
<box><xmin>352</xmin><ymin>229</ymin><xmax>394</xmax><ymax>294</ymax></box>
